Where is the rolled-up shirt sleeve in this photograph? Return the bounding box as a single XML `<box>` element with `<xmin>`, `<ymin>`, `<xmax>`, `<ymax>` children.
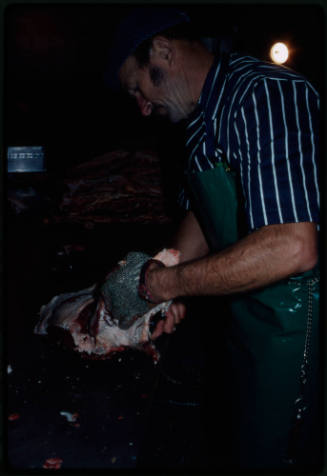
<box><xmin>233</xmin><ymin>77</ymin><xmax>320</xmax><ymax>230</ymax></box>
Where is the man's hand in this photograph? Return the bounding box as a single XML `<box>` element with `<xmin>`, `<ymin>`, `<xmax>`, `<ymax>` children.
<box><xmin>151</xmin><ymin>301</ymin><xmax>186</xmax><ymax>340</ymax></box>
<box><xmin>139</xmin><ymin>248</ymin><xmax>185</xmax><ymax>340</ymax></box>
<box><xmin>101</xmin><ymin>248</ymin><xmax>181</xmax><ymax>330</ymax></box>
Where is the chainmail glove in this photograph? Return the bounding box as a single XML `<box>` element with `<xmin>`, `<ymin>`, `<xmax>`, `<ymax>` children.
<box><xmin>100</xmin><ymin>251</ymin><xmax>164</xmax><ymax>330</ymax></box>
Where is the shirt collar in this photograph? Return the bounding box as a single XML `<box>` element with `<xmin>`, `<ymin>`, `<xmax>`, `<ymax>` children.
<box><xmin>186</xmin><ymin>54</ymin><xmax>226</xmax><ymax>127</ymax></box>
<box><xmin>199</xmin><ymin>54</ymin><xmax>223</xmax><ymax>107</ymax></box>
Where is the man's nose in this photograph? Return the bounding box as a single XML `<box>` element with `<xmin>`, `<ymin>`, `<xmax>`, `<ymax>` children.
<box><xmin>136</xmin><ymin>94</ymin><xmax>153</xmax><ymax>116</ymax></box>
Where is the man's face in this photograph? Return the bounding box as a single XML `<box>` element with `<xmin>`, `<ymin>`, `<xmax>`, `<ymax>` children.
<box><xmin>118</xmin><ymin>53</ymin><xmax>193</xmax><ymax>123</ymax></box>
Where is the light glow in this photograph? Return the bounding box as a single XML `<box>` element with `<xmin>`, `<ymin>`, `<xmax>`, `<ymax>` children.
<box><xmin>270</xmin><ymin>42</ymin><xmax>289</xmax><ymax>64</ymax></box>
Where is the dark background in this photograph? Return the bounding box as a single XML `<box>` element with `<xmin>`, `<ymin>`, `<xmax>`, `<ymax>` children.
<box><xmin>4</xmin><ymin>3</ymin><xmax>324</xmax><ymax>172</ymax></box>
<box><xmin>4</xmin><ymin>3</ymin><xmax>325</xmax><ymax>472</ymax></box>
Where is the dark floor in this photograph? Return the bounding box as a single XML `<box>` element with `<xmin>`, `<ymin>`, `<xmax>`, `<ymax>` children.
<box><xmin>5</xmin><ymin>217</ymin><xmax>220</xmax><ymax>472</ymax></box>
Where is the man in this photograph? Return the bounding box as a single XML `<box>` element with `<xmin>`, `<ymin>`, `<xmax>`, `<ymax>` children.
<box><xmin>106</xmin><ymin>7</ymin><xmax>321</xmax><ymax>471</ymax></box>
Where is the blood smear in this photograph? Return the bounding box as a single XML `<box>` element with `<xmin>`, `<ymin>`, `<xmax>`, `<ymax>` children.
<box><xmin>8</xmin><ymin>413</ymin><xmax>20</xmax><ymax>421</ymax></box>
<box><xmin>43</xmin><ymin>458</ymin><xmax>63</xmax><ymax>469</ymax></box>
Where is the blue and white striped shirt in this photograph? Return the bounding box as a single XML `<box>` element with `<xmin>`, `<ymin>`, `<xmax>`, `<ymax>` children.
<box><xmin>180</xmin><ymin>53</ymin><xmax>320</xmax><ymax>230</ymax></box>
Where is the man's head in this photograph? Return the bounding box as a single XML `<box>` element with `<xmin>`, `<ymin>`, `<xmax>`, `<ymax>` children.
<box><xmin>106</xmin><ymin>8</ymin><xmax>213</xmax><ymax>123</ymax></box>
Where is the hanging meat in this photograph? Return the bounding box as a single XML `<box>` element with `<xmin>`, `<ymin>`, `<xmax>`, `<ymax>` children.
<box><xmin>50</xmin><ymin>149</ymin><xmax>172</xmax><ymax>226</ymax></box>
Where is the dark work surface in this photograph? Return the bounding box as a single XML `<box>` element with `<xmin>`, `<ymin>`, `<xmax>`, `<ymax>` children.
<box><xmin>6</xmin><ymin>331</ymin><xmax>206</xmax><ymax>471</ymax></box>
<box><xmin>5</xmin><ymin>219</ymin><xmax>223</xmax><ymax>472</ymax></box>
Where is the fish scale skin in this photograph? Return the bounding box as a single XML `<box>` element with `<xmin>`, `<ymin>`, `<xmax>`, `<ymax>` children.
<box><xmin>101</xmin><ymin>251</ymin><xmax>152</xmax><ymax>329</ymax></box>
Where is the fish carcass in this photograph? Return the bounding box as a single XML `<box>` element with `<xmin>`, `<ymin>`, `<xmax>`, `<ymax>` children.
<box><xmin>34</xmin><ymin>248</ymin><xmax>180</xmax><ymax>361</ymax></box>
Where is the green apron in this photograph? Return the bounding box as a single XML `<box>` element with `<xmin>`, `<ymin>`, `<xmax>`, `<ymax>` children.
<box><xmin>188</xmin><ymin>162</ymin><xmax>321</xmax><ymax>470</ymax></box>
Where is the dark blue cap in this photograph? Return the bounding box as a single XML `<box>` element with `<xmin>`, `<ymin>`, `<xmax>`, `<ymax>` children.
<box><xmin>104</xmin><ymin>7</ymin><xmax>190</xmax><ymax>91</ymax></box>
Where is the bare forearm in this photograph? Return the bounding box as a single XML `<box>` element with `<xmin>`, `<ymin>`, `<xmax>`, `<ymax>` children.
<box><xmin>149</xmin><ymin>222</ymin><xmax>318</xmax><ymax>301</ymax></box>
<box><xmin>171</xmin><ymin>211</ymin><xmax>209</xmax><ymax>263</ymax></box>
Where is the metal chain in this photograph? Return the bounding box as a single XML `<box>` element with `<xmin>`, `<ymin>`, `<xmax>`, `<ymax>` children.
<box><xmin>301</xmin><ymin>277</ymin><xmax>318</xmax><ymax>384</ymax></box>
<box><xmin>285</xmin><ymin>275</ymin><xmax>319</xmax><ymax>464</ymax></box>
<box><xmin>299</xmin><ymin>276</ymin><xmax>318</xmax><ymax>398</ymax></box>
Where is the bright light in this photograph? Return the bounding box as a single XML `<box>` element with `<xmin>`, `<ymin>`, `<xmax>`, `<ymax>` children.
<box><xmin>270</xmin><ymin>42</ymin><xmax>289</xmax><ymax>64</ymax></box>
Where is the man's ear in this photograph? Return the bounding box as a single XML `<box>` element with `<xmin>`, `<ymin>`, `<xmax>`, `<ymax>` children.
<box><xmin>150</xmin><ymin>36</ymin><xmax>173</xmax><ymax>65</ymax></box>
